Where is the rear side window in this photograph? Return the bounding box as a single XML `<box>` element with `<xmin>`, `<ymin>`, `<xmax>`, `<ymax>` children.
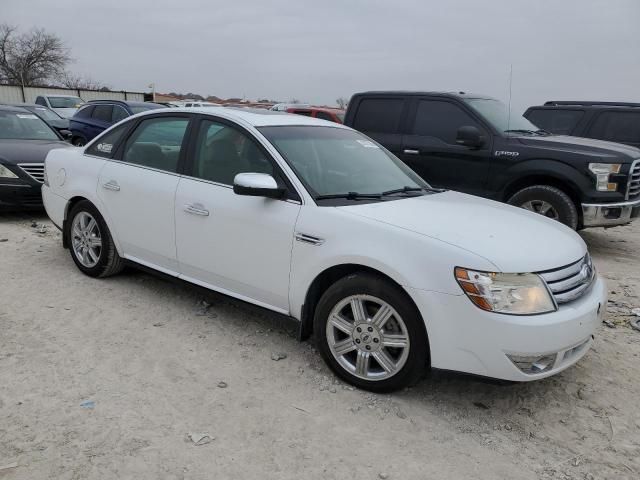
<box><xmin>315</xmin><ymin>111</ymin><xmax>334</xmax><ymax>122</ymax></box>
<box><xmin>122</xmin><ymin>117</ymin><xmax>189</xmax><ymax>173</ymax></box>
<box><xmin>35</xmin><ymin>96</ymin><xmax>46</xmax><ymax>106</ymax></box>
<box><xmin>526</xmin><ymin>109</ymin><xmax>583</xmax><ymax>135</ymax></box>
<box><xmin>586</xmin><ymin>111</ymin><xmax>640</xmax><ymax>144</ymax></box>
<box><xmin>112</xmin><ymin>105</ymin><xmax>129</xmax><ymax>123</ymax></box>
<box><xmin>292</xmin><ymin>110</ymin><xmax>312</xmax><ymax>116</ymax></box>
<box><xmin>85</xmin><ymin>123</ymin><xmax>131</xmax><ymax>158</ymax></box>
<box><xmin>411</xmin><ymin>100</ymin><xmax>482</xmax><ymax>145</ymax></box>
<box><xmin>92</xmin><ymin>105</ymin><xmax>113</xmax><ymax>123</ymax></box>
<box><xmin>74</xmin><ymin>105</ymin><xmax>94</xmax><ymax>119</ymax></box>
<box><xmin>353</xmin><ymin>98</ymin><xmax>404</xmax><ymax>134</ymax></box>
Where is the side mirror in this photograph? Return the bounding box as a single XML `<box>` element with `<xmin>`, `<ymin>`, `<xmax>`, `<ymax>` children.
<box><xmin>456</xmin><ymin>126</ymin><xmax>485</xmax><ymax>148</ymax></box>
<box><xmin>233</xmin><ymin>173</ymin><xmax>285</xmax><ymax>199</ymax></box>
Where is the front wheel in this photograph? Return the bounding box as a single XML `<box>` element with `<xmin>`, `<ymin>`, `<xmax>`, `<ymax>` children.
<box><xmin>314</xmin><ymin>273</ymin><xmax>428</xmax><ymax>392</ymax></box>
<box><xmin>508</xmin><ymin>185</ymin><xmax>579</xmax><ymax>229</ymax></box>
<box><xmin>72</xmin><ymin>136</ymin><xmax>86</xmax><ymax>147</ymax></box>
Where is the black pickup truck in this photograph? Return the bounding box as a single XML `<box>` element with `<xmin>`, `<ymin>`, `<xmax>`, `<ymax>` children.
<box><xmin>344</xmin><ymin>91</ymin><xmax>640</xmax><ymax>230</ymax></box>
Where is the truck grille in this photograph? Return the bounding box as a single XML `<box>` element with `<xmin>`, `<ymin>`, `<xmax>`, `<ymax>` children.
<box><xmin>538</xmin><ymin>254</ymin><xmax>595</xmax><ymax>305</ymax></box>
<box><xmin>628</xmin><ymin>159</ymin><xmax>640</xmax><ymax>199</ymax></box>
<box><xmin>18</xmin><ymin>163</ymin><xmax>45</xmax><ymax>183</ymax></box>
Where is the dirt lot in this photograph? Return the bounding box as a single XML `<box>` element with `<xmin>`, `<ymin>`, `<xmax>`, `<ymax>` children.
<box><xmin>1</xmin><ymin>213</ymin><xmax>639</xmax><ymax>480</ymax></box>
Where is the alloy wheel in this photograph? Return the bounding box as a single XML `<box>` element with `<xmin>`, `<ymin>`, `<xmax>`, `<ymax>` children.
<box><xmin>326</xmin><ymin>294</ymin><xmax>410</xmax><ymax>381</ymax></box>
<box><xmin>521</xmin><ymin>200</ymin><xmax>560</xmax><ymax>220</ymax></box>
<box><xmin>71</xmin><ymin>211</ymin><xmax>102</xmax><ymax>268</ymax></box>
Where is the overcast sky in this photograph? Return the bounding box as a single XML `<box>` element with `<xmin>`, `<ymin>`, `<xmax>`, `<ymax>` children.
<box><xmin>3</xmin><ymin>0</ymin><xmax>639</xmax><ymax>114</ymax></box>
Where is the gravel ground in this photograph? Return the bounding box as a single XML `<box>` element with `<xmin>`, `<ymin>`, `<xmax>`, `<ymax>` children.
<box><xmin>1</xmin><ymin>213</ymin><xmax>639</xmax><ymax>480</ymax></box>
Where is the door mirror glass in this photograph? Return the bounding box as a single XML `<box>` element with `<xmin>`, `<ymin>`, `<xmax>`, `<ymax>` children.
<box><xmin>456</xmin><ymin>126</ymin><xmax>485</xmax><ymax>148</ymax></box>
<box><xmin>233</xmin><ymin>173</ymin><xmax>284</xmax><ymax>199</ymax></box>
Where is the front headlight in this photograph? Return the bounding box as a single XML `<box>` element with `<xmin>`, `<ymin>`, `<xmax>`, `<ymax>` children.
<box><xmin>0</xmin><ymin>164</ymin><xmax>18</xmax><ymax>178</ymax></box>
<box><xmin>454</xmin><ymin>267</ymin><xmax>556</xmax><ymax>315</ymax></box>
<box><xmin>588</xmin><ymin>163</ymin><xmax>621</xmax><ymax>192</ymax></box>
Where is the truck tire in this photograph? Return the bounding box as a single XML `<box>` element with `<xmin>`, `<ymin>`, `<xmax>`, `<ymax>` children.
<box><xmin>508</xmin><ymin>185</ymin><xmax>579</xmax><ymax>230</ymax></box>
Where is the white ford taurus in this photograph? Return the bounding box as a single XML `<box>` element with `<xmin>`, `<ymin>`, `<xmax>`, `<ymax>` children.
<box><xmin>42</xmin><ymin>107</ymin><xmax>607</xmax><ymax>391</ymax></box>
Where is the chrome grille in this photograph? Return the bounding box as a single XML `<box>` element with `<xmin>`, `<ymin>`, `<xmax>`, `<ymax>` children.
<box><xmin>628</xmin><ymin>159</ymin><xmax>640</xmax><ymax>199</ymax></box>
<box><xmin>538</xmin><ymin>254</ymin><xmax>595</xmax><ymax>304</ymax></box>
<box><xmin>18</xmin><ymin>163</ymin><xmax>45</xmax><ymax>183</ymax></box>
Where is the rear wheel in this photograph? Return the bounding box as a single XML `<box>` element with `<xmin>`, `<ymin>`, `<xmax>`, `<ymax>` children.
<box><xmin>508</xmin><ymin>185</ymin><xmax>579</xmax><ymax>229</ymax></box>
<box><xmin>67</xmin><ymin>200</ymin><xmax>124</xmax><ymax>277</ymax></box>
<box><xmin>314</xmin><ymin>272</ymin><xmax>428</xmax><ymax>392</ymax></box>
<box><xmin>72</xmin><ymin>136</ymin><xmax>86</xmax><ymax>147</ymax></box>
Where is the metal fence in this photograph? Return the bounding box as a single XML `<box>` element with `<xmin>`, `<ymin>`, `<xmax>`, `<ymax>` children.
<box><xmin>0</xmin><ymin>84</ymin><xmax>146</xmax><ymax>104</ymax></box>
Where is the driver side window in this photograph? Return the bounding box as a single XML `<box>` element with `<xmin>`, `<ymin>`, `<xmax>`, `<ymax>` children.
<box><xmin>191</xmin><ymin>120</ymin><xmax>274</xmax><ymax>185</ymax></box>
<box><xmin>411</xmin><ymin>100</ymin><xmax>484</xmax><ymax>145</ymax></box>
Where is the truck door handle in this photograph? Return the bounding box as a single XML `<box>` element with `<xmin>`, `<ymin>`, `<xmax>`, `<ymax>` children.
<box><xmin>403</xmin><ymin>149</ymin><xmax>420</xmax><ymax>155</ymax></box>
<box><xmin>184</xmin><ymin>203</ymin><xmax>210</xmax><ymax>216</ymax></box>
<box><xmin>102</xmin><ymin>180</ymin><xmax>120</xmax><ymax>191</ymax></box>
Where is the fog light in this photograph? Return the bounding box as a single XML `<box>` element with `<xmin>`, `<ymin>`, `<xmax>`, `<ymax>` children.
<box><xmin>507</xmin><ymin>353</ymin><xmax>557</xmax><ymax>374</ymax></box>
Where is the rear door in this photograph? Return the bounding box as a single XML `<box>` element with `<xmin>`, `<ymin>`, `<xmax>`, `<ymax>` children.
<box><xmin>400</xmin><ymin>98</ymin><xmax>492</xmax><ymax>195</ymax></box>
<box><xmin>350</xmin><ymin>96</ymin><xmax>407</xmax><ymax>154</ymax></box>
<box><xmin>584</xmin><ymin>110</ymin><xmax>640</xmax><ymax>148</ymax></box>
<box><xmin>97</xmin><ymin>114</ymin><xmax>192</xmax><ymax>273</ymax></box>
<box><xmin>87</xmin><ymin>104</ymin><xmax>114</xmax><ymax>140</ymax></box>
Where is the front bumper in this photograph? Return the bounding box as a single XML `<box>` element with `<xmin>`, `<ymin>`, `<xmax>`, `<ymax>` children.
<box><xmin>582</xmin><ymin>198</ymin><xmax>640</xmax><ymax>227</ymax></box>
<box><xmin>407</xmin><ymin>275</ymin><xmax>607</xmax><ymax>381</ymax></box>
<box><xmin>0</xmin><ymin>182</ymin><xmax>44</xmax><ymax>210</ymax></box>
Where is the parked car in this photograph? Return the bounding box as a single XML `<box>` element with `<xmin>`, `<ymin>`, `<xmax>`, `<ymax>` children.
<box><xmin>6</xmin><ymin>103</ymin><xmax>71</xmax><ymax>138</ymax></box>
<box><xmin>286</xmin><ymin>106</ymin><xmax>345</xmax><ymax>124</ymax></box>
<box><xmin>42</xmin><ymin>107</ymin><xmax>606</xmax><ymax>392</ymax></box>
<box><xmin>182</xmin><ymin>101</ymin><xmax>221</xmax><ymax>108</ymax></box>
<box><xmin>69</xmin><ymin>100</ymin><xmax>165</xmax><ymax>146</ymax></box>
<box><xmin>525</xmin><ymin>101</ymin><xmax>640</xmax><ymax>149</ymax></box>
<box><xmin>344</xmin><ymin>91</ymin><xmax>640</xmax><ymax>230</ymax></box>
<box><xmin>0</xmin><ymin>105</ymin><xmax>70</xmax><ymax>209</ymax></box>
<box><xmin>270</xmin><ymin>102</ymin><xmax>310</xmax><ymax>112</ymax></box>
<box><xmin>34</xmin><ymin>94</ymin><xmax>85</xmax><ymax>118</ymax></box>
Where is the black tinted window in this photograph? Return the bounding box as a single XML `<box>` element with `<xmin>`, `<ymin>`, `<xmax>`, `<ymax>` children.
<box><xmin>411</xmin><ymin>100</ymin><xmax>480</xmax><ymax>144</ymax></box>
<box><xmin>526</xmin><ymin>109</ymin><xmax>583</xmax><ymax>135</ymax></box>
<box><xmin>353</xmin><ymin>98</ymin><xmax>404</xmax><ymax>134</ymax></box>
<box><xmin>112</xmin><ymin>105</ymin><xmax>129</xmax><ymax>123</ymax></box>
<box><xmin>86</xmin><ymin>123</ymin><xmax>131</xmax><ymax>158</ymax></box>
<box><xmin>35</xmin><ymin>97</ymin><xmax>46</xmax><ymax>106</ymax></box>
<box><xmin>191</xmin><ymin>120</ymin><xmax>273</xmax><ymax>185</ymax></box>
<box><xmin>587</xmin><ymin>111</ymin><xmax>640</xmax><ymax>144</ymax></box>
<box><xmin>92</xmin><ymin>105</ymin><xmax>113</xmax><ymax>123</ymax></box>
<box><xmin>315</xmin><ymin>111</ymin><xmax>334</xmax><ymax>122</ymax></box>
<box><xmin>122</xmin><ymin>117</ymin><xmax>189</xmax><ymax>172</ymax></box>
<box><xmin>292</xmin><ymin>110</ymin><xmax>312</xmax><ymax>117</ymax></box>
<box><xmin>74</xmin><ymin>105</ymin><xmax>94</xmax><ymax>119</ymax></box>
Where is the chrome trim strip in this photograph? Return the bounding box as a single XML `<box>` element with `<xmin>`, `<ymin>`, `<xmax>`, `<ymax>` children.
<box><xmin>538</xmin><ymin>254</ymin><xmax>595</xmax><ymax>305</ymax></box>
<box><xmin>626</xmin><ymin>159</ymin><xmax>640</xmax><ymax>200</ymax></box>
<box><xmin>295</xmin><ymin>233</ymin><xmax>325</xmax><ymax>246</ymax></box>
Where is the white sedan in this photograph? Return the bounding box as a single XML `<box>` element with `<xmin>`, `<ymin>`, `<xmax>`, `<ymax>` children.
<box><xmin>42</xmin><ymin>107</ymin><xmax>607</xmax><ymax>391</ymax></box>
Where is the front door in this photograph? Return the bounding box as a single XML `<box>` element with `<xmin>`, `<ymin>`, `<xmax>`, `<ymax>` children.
<box><xmin>400</xmin><ymin>98</ymin><xmax>492</xmax><ymax>196</ymax></box>
<box><xmin>175</xmin><ymin>118</ymin><xmax>300</xmax><ymax>312</ymax></box>
<box><xmin>97</xmin><ymin>115</ymin><xmax>191</xmax><ymax>273</ymax></box>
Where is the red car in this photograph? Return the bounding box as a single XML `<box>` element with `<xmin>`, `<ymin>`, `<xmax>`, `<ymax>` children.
<box><xmin>286</xmin><ymin>106</ymin><xmax>345</xmax><ymax>124</ymax></box>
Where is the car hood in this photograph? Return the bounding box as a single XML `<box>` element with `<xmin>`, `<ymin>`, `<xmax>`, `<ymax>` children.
<box><xmin>0</xmin><ymin>139</ymin><xmax>71</xmax><ymax>165</ymax></box>
<box><xmin>52</xmin><ymin>107</ymin><xmax>78</xmax><ymax>118</ymax></box>
<box><xmin>338</xmin><ymin>191</ymin><xmax>586</xmax><ymax>273</ymax></box>
<box><xmin>515</xmin><ymin>134</ymin><xmax>640</xmax><ymax>161</ymax></box>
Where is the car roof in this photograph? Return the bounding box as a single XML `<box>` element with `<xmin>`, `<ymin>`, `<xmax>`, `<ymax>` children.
<box><xmin>4</xmin><ymin>103</ymin><xmax>50</xmax><ymax>109</ymax></box>
<box><xmin>0</xmin><ymin>105</ymin><xmax>32</xmax><ymax>113</ymax></box>
<box><xmin>88</xmin><ymin>100</ymin><xmax>162</xmax><ymax>108</ymax></box>
<box><xmin>143</xmin><ymin>106</ymin><xmax>350</xmax><ymax>128</ymax></box>
<box><xmin>45</xmin><ymin>94</ymin><xmax>82</xmax><ymax>97</ymax></box>
<box><xmin>352</xmin><ymin>90</ymin><xmax>495</xmax><ymax>100</ymax></box>
<box><xmin>537</xmin><ymin>101</ymin><xmax>640</xmax><ymax>109</ymax></box>
<box><xmin>288</xmin><ymin>106</ymin><xmax>345</xmax><ymax>113</ymax></box>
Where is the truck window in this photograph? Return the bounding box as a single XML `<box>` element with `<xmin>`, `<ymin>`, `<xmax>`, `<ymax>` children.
<box><xmin>353</xmin><ymin>98</ymin><xmax>404</xmax><ymax>134</ymax></box>
<box><xmin>526</xmin><ymin>109</ymin><xmax>583</xmax><ymax>135</ymax></box>
<box><xmin>586</xmin><ymin>111</ymin><xmax>640</xmax><ymax>144</ymax></box>
<box><xmin>411</xmin><ymin>100</ymin><xmax>482</xmax><ymax>145</ymax></box>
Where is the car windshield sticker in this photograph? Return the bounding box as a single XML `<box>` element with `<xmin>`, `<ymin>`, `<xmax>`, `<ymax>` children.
<box><xmin>16</xmin><ymin>114</ymin><xmax>38</xmax><ymax>119</ymax></box>
<box><xmin>356</xmin><ymin>139</ymin><xmax>379</xmax><ymax>148</ymax></box>
<box><xmin>97</xmin><ymin>143</ymin><xmax>113</xmax><ymax>153</ymax></box>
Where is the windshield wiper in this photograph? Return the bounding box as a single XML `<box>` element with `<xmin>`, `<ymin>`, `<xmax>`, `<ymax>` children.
<box><xmin>505</xmin><ymin>129</ymin><xmax>550</xmax><ymax>136</ymax></box>
<box><xmin>381</xmin><ymin>186</ymin><xmax>425</xmax><ymax>196</ymax></box>
<box><xmin>315</xmin><ymin>192</ymin><xmax>382</xmax><ymax>200</ymax></box>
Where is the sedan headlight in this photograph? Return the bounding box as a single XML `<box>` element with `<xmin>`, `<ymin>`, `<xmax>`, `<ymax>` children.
<box><xmin>0</xmin><ymin>164</ymin><xmax>18</xmax><ymax>179</ymax></box>
<box><xmin>588</xmin><ymin>163</ymin><xmax>621</xmax><ymax>192</ymax></box>
<box><xmin>454</xmin><ymin>267</ymin><xmax>556</xmax><ymax>315</ymax></box>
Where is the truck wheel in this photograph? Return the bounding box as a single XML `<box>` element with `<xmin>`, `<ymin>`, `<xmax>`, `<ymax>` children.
<box><xmin>314</xmin><ymin>272</ymin><xmax>428</xmax><ymax>392</ymax></box>
<box><xmin>508</xmin><ymin>185</ymin><xmax>578</xmax><ymax>229</ymax></box>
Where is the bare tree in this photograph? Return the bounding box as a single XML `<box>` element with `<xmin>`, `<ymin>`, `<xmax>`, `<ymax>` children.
<box><xmin>0</xmin><ymin>24</ymin><xmax>71</xmax><ymax>87</ymax></box>
<box><xmin>336</xmin><ymin>97</ymin><xmax>349</xmax><ymax>109</ymax></box>
<box><xmin>60</xmin><ymin>71</ymin><xmax>108</xmax><ymax>90</ymax></box>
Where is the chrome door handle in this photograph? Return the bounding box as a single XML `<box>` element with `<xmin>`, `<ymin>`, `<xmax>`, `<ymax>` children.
<box><xmin>102</xmin><ymin>180</ymin><xmax>120</xmax><ymax>191</ymax></box>
<box><xmin>403</xmin><ymin>149</ymin><xmax>420</xmax><ymax>155</ymax></box>
<box><xmin>184</xmin><ymin>203</ymin><xmax>210</xmax><ymax>216</ymax></box>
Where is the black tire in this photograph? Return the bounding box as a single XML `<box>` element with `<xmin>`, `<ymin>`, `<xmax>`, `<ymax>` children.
<box><xmin>72</xmin><ymin>136</ymin><xmax>86</xmax><ymax>147</ymax></box>
<box><xmin>66</xmin><ymin>200</ymin><xmax>124</xmax><ymax>278</ymax></box>
<box><xmin>508</xmin><ymin>185</ymin><xmax>579</xmax><ymax>230</ymax></box>
<box><xmin>314</xmin><ymin>272</ymin><xmax>429</xmax><ymax>392</ymax></box>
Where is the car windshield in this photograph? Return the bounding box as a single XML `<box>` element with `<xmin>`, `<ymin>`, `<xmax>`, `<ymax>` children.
<box><xmin>0</xmin><ymin>111</ymin><xmax>59</xmax><ymax>140</ymax></box>
<box><xmin>31</xmin><ymin>107</ymin><xmax>62</xmax><ymax>121</ymax></box>
<box><xmin>259</xmin><ymin>126</ymin><xmax>429</xmax><ymax>201</ymax></box>
<box><xmin>48</xmin><ymin>96</ymin><xmax>84</xmax><ymax>108</ymax></box>
<box><xmin>464</xmin><ymin>98</ymin><xmax>542</xmax><ymax>134</ymax></box>
<box><xmin>129</xmin><ymin>103</ymin><xmax>165</xmax><ymax>114</ymax></box>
